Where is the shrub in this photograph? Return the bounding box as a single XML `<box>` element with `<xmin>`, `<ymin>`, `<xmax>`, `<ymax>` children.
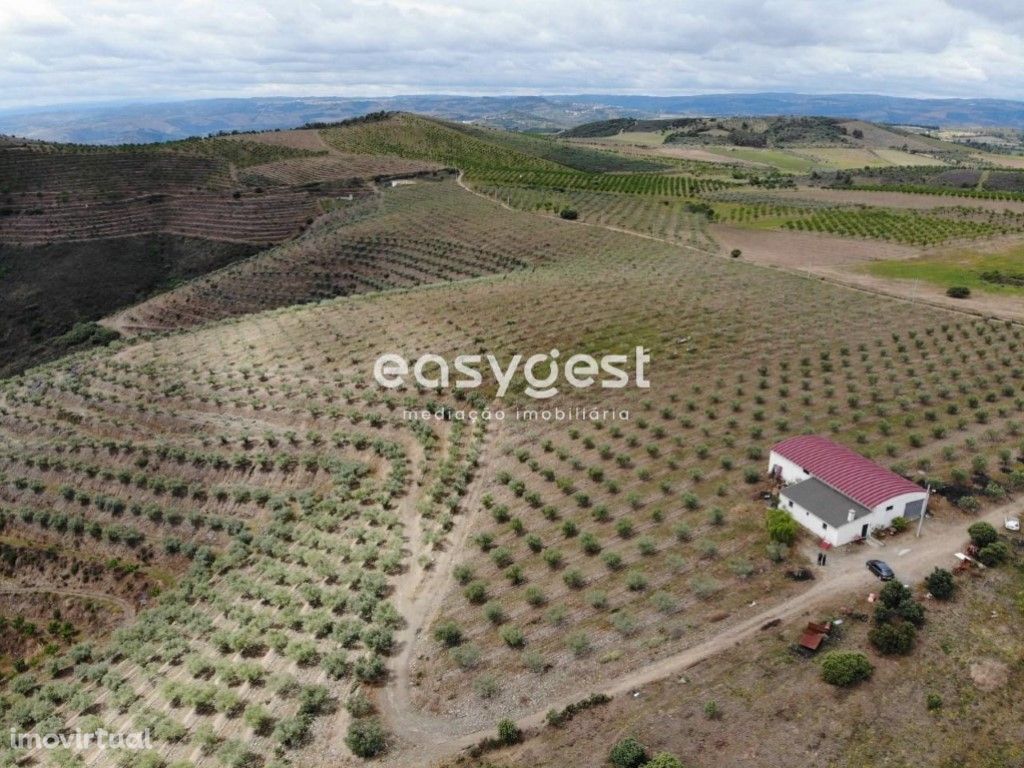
<box><xmin>346</xmin><ymin>690</ymin><xmax>374</xmax><ymax>718</ymax></box>
<box><xmin>500</xmin><ymin>626</ymin><xmax>525</xmax><ymax>649</ymax></box>
<box><xmin>496</xmin><ymin>718</ymin><xmax>521</xmax><ymax>745</ymax></box>
<box><xmin>505</xmin><ymin>564</ymin><xmax>525</xmax><ymax>585</ymax></box>
<box><xmin>563</xmin><ymin>569</ymin><xmax>586</xmax><ymax>589</ymax></box>
<box><xmin>215</xmin><ymin>740</ymin><xmax>259</xmax><ymax>768</ymax></box>
<box><xmin>869</xmin><ymin>621</ymin><xmax>916</xmax><ymax>655</ymax></box>
<box><xmin>559</xmin><ymin>207</ymin><xmax>578</xmax><ymax>220</ymax></box>
<box><xmin>766</xmin><ymin>508</ymin><xmax>798</xmax><ymax>545</ymax></box>
<box><xmin>650</xmin><ymin>590</ymin><xmax>676</xmax><ymax>613</ymax></box>
<box><xmin>353</xmin><ymin>654</ymin><xmax>386</xmax><ymax>683</ymax></box>
<box><xmin>523</xmin><ymin>650</ymin><xmax>546</xmax><ymax>673</ymax></box>
<box><xmin>957</xmin><ymin>495</ymin><xmax>980</xmax><ymax>512</ymax></box>
<box><xmin>483</xmin><ymin>601</ymin><xmax>506</xmax><ymax>624</ymax></box>
<box><xmin>603</xmin><ymin>552</ymin><xmax>623</xmax><ymax>570</ymax></box>
<box><xmin>567</xmin><ymin>632</ymin><xmax>591</xmax><ymax>656</ymax></box>
<box><xmin>879</xmin><ymin>580</ymin><xmax>912</xmax><ymax>609</ymax></box>
<box><xmin>946</xmin><ymin>286</ymin><xmax>971</xmax><ymax>299</ymax></box>
<box><xmin>926</xmin><ymin>693</ymin><xmax>943</xmax><ymax>711</ymax></box>
<box><xmin>491</xmin><ymin>546</ymin><xmax>513</xmax><ymax>568</ymax></box>
<box><xmin>243</xmin><ymin>704</ymin><xmax>273</xmax><ymax>736</ymax></box>
<box><xmin>730</xmin><ymin>249</ymin><xmax>742</xmax><ymax>258</ymax></box>
<box><xmin>451</xmin><ymin>644</ymin><xmax>481</xmax><ymax>670</ymax></box>
<box><xmin>697</xmin><ymin>539</ymin><xmax>718</xmax><ymax>559</ymax></box>
<box><xmin>896</xmin><ymin>599</ymin><xmax>926</xmax><ymax>627</ymax></box>
<box><xmin>345</xmin><ymin>718</ymin><xmax>387</xmax><ymax>758</ymax></box>
<box><xmin>645</xmin><ymin>755</ymin><xmax>685</xmax><ymax>768</ymax></box>
<box><xmin>474</xmin><ymin>675</ymin><xmax>500</xmax><ymax>698</ymax></box>
<box><xmin>978</xmin><ymin>540</ymin><xmax>1010</xmax><ymax>567</ymax></box>
<box><xmin>968</xmin><ymin>521</ymin><xmax>998</xmax><ymax>547</ymax></box>
<box><xmin>545</xmin><ymin>692</ymin><xmax>612</xmax><ymax>727</ymax></box>
<box><xmin>820</xmin><ymin>651</ymin><xmax>873</xmax><ymax>686</ymax></box>
<box><xmin>464</xmin><ymin>581</ymin><xmax>488</xmax><ymax>604</ymax></box>
<box><xmin>766</xmin><ymin>541</ymin><xmax>788</xmax><ymax>562</ymax></box>
<box><xmin>626</xmin><ymin>570</ymin><xmax>648</xmax><ymax>591</ymax></box>
<box><xmin>691</xmin><ymin>575</ymin><xmax>721</xmax><ymax>599</ymax></box>
<box><xmin>543</xmin><ymin>548</ymin><xmax>564</xmax><ymax>569</ymax></box>
<box><xmin>610</xmin><ymin>737</ymin><xmax>647</xmax><ymax>768</ymax></box>
<box><xmin>273</xmin><ymin>716</ymin><xmax>311</xmax><ymax>748</ymax></box>
<box><xmin>433</xmin><ymin>620</ymin><xmax>463</xmax><ymax>647</ymax></box>
<box><xmin>925</xmin><ymin>568</ymin><xmax>955</xmax><ymax>600</ymax></box>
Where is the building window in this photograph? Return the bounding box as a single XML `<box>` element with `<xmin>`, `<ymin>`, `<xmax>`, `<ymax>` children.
<box><xmin>822</xmin><ymin>522</ymin><xmax>828</xmax><ymax>530</ymax></box>
<box><xmin>885</xmin><ymin>505</ymin><xmax>894</xmax><ymax>511</ymax></box>
<box><xmin>788</xmin><ymin>501</ymin><xmax>793</xmax><ymax>508</ymax></box>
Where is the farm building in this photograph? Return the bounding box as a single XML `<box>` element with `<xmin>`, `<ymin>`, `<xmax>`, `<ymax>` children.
<box><xmin>769</xmin><ymin>435</ymin><xmax>928</xmax><ymax>547</ymax></box>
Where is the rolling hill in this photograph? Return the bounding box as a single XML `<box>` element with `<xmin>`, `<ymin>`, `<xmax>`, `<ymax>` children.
<box><xmin>3</xmin><ymin>92</ymin><xmax>1024</xmax><ymax>144</ymax></box>
<box><xmin>3</xmin><ymin>108</ymin><xmax>1024</xmax><ymax>768</ymax></box>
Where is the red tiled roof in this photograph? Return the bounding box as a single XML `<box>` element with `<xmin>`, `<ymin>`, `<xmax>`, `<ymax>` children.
<box><xmin>772</xmin><ymin>435</ymin><xmax>922</xmax><ymax>509</ymax></box>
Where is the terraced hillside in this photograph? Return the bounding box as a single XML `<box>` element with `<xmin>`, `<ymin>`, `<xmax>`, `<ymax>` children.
<box><xmin>0</xmin><ymin>297</ymin><xmax>478</xmax><ymax>767</ymax></box>
<box><xmin>0</xmin><ymin>133</ymin><xmax>442</xmax><ymax>375</ymax></box>
<box><xmin>108</xmin><ymin>176</ymin><xmax>644</xmax><ymax>334</ymax></box>
<box><xmin>5</xmin><ymin>192</ymin><xmax>1024</xmax><ymax>767</ymax></box>
<box><xmin>4</xmin><ymin>111</ymin><xmax>1024</xmax><ymax>768</ymax></box>
<box><xmin>0</xmin><ymin>236</ymin><xmax>260</xmax><ymax>377</ymax></box>
<box><xmin>405</xmin><ymin>251</ymin><xmax>1024</xmax><ymax>736</ymax></box>
<box><xmin>0</xmin><ymin>142</ymin><xmax>334</xmax><ymax>247</ymax></box>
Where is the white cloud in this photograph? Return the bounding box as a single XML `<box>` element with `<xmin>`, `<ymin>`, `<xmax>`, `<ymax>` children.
<box><xmin>0</xmin><ymin>0</ymin><xmax>1021</xmax><ymax>109</ymax></box>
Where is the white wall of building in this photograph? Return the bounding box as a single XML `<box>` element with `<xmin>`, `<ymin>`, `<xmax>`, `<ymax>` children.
<box><xmin>768</xmin><ymin>451</ymin><xmax>811</xmax><ymax>485</ymax></box>
<box><xmin>869</xmin><ymin>491</ymin><xmax>928</xmax><ymax>521</ymax></box>
<box><xmin>779</xmin><ymin>491</ymin><xmax>843</xmax><ymax>547</ymax></box>
<box><xmin>773</xmin><ymin>452</ymin><xmax>929</xmax><ymax>546</ymax></box>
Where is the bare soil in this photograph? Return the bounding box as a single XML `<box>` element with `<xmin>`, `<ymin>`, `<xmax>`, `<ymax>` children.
<box><xmin>0</xmin><ymin>588</ymin><xmax>134</xmax><ymax>666</ymax></box>
<box><xmin>768</xmin><ymin>186</ymin><xmax>1024</xmax><ymax>213</ymax></box>
<box><xmin>710</xmin><ymin>224</ymin><xmax>1024</xmax><ymax>322</ymax></box>
<box><xmin>230</xmin><ymin>129</ymin><xmax>333</xmax><ymax>152</ymax></box>
<box><xmin>461</xmin><ymin>505</ymin><xmax>1024</xmax><ymax>768</ymax></box>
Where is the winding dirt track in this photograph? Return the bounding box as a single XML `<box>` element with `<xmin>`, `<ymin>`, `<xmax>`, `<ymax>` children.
<box><xmin>378</xmin><ymin>498</ymin><xmax>1017</xmax><ymax>765</ymax></box>
<box><xmin>373</xmin><ymin>389</ymin><xmax>1019</xmax><ymax>768</ymax></box>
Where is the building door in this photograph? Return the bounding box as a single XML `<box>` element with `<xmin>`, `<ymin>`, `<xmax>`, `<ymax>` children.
<box><xmin>903</xmin><ymin>499</ymin><xmax>924</xmax><ymax>519</ymax></box>
<box><xmin>860</xmin><ymin>523</ymin><xmax>869</xmax><ymax>539</ymax></box>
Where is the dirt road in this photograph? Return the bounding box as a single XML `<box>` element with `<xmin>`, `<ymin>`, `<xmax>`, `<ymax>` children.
<box><xmin>376</xmin><ymin>499</ymin><xmax>1019</xmax><ymax>765</ymax></box>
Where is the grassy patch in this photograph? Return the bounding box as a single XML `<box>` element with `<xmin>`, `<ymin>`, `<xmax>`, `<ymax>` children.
<box><xmin>702</xmin><ymin>147</ymin><xmax>816</xmax><ymax>173</ymax></box>
<box><xmin>866</xmin><ymin>243</ymin><xmax>1024</xmax><ymax>293</ymax></box>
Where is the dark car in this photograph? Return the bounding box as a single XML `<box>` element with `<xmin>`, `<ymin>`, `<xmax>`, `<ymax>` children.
<box><xmin>866</xmin><ymin>559</ymin><xmax>895</xmax><ymax>581</ymax></box>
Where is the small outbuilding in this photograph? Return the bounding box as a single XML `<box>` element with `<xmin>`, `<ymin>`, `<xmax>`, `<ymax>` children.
<box><xmin>769</xmin><ymin>435</ymin><xmax>928</xmax><ymax>547</ymax></box>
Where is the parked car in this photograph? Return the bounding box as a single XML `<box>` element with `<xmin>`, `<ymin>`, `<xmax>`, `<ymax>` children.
<box><xmin>1005</xmin><ymin>517</ymin><xmax>1020</xmax><ymax>532</ymax></box>
<box><xmin>866</xmin><ymin>559</ymin><xmax>895</xmax><ymax>581</ymax></box>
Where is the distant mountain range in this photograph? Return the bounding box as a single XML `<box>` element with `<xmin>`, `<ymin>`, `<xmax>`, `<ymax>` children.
<box><xmin>2</xmin><ymin>93</ymin><xmax>1023</xmax><ymax>145</ymax></box>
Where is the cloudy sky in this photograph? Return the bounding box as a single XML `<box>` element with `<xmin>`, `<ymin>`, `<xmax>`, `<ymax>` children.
<box><xmin>1</xmin><ymin>0</ymin><xmax>1022</xmax><ymax>110</ymax></box>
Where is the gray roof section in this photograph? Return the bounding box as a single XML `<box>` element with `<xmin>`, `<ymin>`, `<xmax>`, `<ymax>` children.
<box><xmin>781</xmin><ymin>477</ymin><xmax>872</xmax><ymax>528</ymax></box>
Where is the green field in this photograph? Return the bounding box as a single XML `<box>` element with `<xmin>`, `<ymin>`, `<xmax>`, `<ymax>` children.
<box><xmin>703</xmin><ymin>146</ymin><xmax>817</xmax><ymax>173</ymax></box>
<box><xmin>867</xmin><ymin>243</ymin><xmax>1024</xmax><ymax>293</ymax></box>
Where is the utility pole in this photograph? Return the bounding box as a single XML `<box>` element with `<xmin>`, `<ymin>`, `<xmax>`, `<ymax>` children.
<box><xmin>916</xmin><ymin>484</ymin><xmax>931</xmax><ymax>538</ymax></box>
